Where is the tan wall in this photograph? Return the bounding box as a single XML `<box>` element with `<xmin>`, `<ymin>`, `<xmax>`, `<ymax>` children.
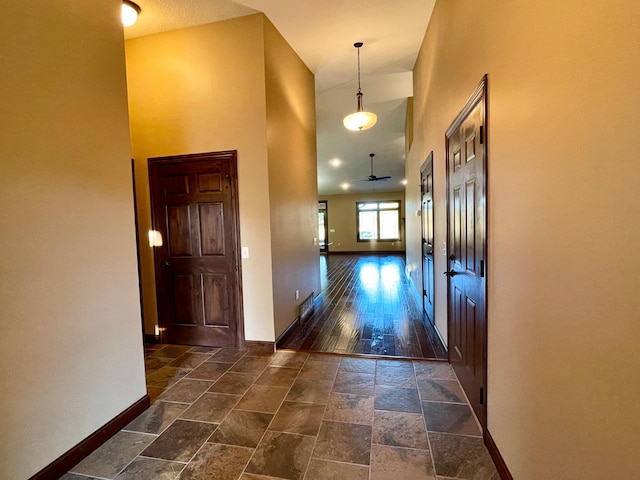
<box><xmin>264</xmin><ymin>20</ymin><xmax>321</xmax><ymax>338</ymax></box>
<box><xmin>0</xmin><ymin>2</ymin><xmax>145</xmax><ymax>478</ymax></box>
<box><xmin>405</xmin><ymin>97</ymin><xmax>414</xmax><ymax>155</ymax></box>
<box><xmin>126</xmin><ymin>14</ymin><xmax>276</xmax><ymax>341</ymax></box>
<box><xmin>407</xmin><ymin>1</ymin><xmax>640</xmax><ymax>478</ymax></box>
<box><xmin>320</xmin><ymin>192</ymin><xmax>406</xmax><ymax>253</ymax></box>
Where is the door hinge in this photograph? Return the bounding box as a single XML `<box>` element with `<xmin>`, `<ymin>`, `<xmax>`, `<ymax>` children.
<box><xmin>479</xmin><ymin>125</ymin><xmax>484</xmax><ymax>144</ymax></box>
<box><xmin>480</xmin><ymin>260</ymin><xmax>485</xmax><ymax>278</ymax></box>
<box><xmin>423</xmin><ymin>289</ymin><xmax>426</xmax><ymax>296</ymax></box>
<box><xmin>480</xmin><ymin>387</ymin><xmax>484</xmax><ymax>404</ymax></box>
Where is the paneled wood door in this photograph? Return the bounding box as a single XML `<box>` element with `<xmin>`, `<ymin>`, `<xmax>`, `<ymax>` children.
<box><xmin>421</xmin><ymin>154</ymin><xmax>435</xmax><ymax>326</ymax></box>
<box><xmin>445</xmin><ymin>77</ymin><xmax>488</xmax><ymax>426</ymax></box>
<box><xmin>149</xmin><ymin>151</ymin><xmax>243</xmax><ymax>347</ymax></box>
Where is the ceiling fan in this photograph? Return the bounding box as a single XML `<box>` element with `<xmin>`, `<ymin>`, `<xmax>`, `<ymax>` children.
<box><xmin>364</xmin><ymin>153</ymin><xmax>391</xmax><ymax>182</ymax></box>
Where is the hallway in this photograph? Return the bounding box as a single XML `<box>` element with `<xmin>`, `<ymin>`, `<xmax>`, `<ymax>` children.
<box><xmin>63</xmin><ymin>344</ymin><xmax>498</xmax><ymax>480</ymax></box>
<box><xmin>280</xmin><ymin>254</ymin><xmax>447</xmax><ymax>359</ymax></box>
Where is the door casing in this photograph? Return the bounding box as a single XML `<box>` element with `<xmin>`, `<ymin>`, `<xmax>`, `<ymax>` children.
<box><xmin>148</xmin><ymin>150</ymin><xmax>244</xmax><ymax>348</ymax></box>
<box><xmin>319</xmin><ymin>200</ymin><xmax>329</xmax><ymax>253</ymax></box>
<box><xmin>420</xmin><ymin>153</ymin><xmax>435</xmax><ymax>327</ymax></box>
<box><xmin>445</xmin><ymin>75</ymin><xmax>488</xmax><ymax>428</ymax></box>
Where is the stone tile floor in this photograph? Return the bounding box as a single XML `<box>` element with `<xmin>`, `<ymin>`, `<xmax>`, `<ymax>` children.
<box><xmin>62</xmin><ymin>344</ymin><xmax>499</xmax><ymax>480</ymax></box>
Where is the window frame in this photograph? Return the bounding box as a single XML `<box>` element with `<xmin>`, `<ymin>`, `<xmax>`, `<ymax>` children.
<box><xmin>356</xmin><ymin>200</ymin><xmax>402</xmax><ymax>242</ymax></box>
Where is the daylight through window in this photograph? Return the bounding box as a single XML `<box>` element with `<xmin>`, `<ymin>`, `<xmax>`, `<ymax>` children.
<box><xmin>357</xmin><ymin>201</ymin><xmax>401</xmax><ymax>241</ymax></box>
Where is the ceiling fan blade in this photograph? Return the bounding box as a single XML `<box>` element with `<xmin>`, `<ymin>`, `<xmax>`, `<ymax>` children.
<box><xmin>345</xmin><ymin>178</ymin><xmax>370</xmax><ymax>183</ymax></box>
<box><xmin>364</xmin><ymin>154</ymin><xmax>391</xmax><ymax>181</ymax></box>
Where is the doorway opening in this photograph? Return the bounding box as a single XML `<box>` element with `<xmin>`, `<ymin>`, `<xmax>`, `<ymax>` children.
<box><xmin>278</xmin><ymin>253</ymin><xmax>447</xmax><ymax>359</ymax></box>
<box><xmin>148</xmin><ymin>151</ymin><xmax>244</xmax><ymax>348</ymax></box>
<box><xmin>421</xmin><ymin>153</ymin><xmax>435</xmax><ymax>329</ymax></box>
<box><xmin>318</xmin><ymin>200</ymin><xmax>328</xmax><ymax>253</ymax></box>
<box><xmin>445</xmin><ymin>76</ymin><xmax>488</xmax><ymax>427</ymax></box>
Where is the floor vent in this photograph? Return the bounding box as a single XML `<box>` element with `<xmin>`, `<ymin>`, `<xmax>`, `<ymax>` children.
<box><xmin>299</xmin><ymin>292</ymin><xmax>315</xmax><ymax>326</ymax></box>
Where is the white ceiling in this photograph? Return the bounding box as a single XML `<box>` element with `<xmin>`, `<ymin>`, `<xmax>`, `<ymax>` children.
<box><xmin>124</xmin><ymin>0</ymin><xmax>436</xmax><ymax>195</ymax></box>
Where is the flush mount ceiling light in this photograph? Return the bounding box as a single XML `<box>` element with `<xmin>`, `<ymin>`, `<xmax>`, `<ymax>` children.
<box><xmin>122</xmin><ymin>0</ymin><xmax>141</xmax><ymax>27</ymax></box>
<box><xmin>343</xmin><ymin>42</ymin><xmax>377</xmax><ymax>131</ymax></box>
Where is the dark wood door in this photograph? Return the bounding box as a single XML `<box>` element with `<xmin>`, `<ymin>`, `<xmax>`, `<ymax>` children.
<box><xmin>445</xmin><ymin>77</ymin><xmax>487</xmax><ymax>426</ymax></box>
<box><xmin>421</xmin><ymin>154</ymin><xmax>435</xmax><ymax>325</ymax></box>
<box><xmin>149</xmin><ymin>151</ymin><xmax>243</xmax><ymax>347</ymax></box>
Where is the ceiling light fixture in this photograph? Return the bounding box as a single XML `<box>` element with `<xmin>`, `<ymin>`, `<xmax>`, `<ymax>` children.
<box><xmin>122</xmin><ymin>0</ymin><xmax>141</xmax><ymax>27</ymax></box>
<box><xmin>343</xmin><ymin>42</ymin><xmax>377</xmax><ymax>131</ymax></box>
<box><xmin>329</xmin><ymin>158</ymin><xmax>343</xmax><ymax>168</ymax></box>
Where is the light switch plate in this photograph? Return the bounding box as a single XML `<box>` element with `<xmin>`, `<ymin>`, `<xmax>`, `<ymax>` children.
<box><xmin>241</xmin><ymin>247</ymin><xmax>249</xmax><ymax>259</ymax></box>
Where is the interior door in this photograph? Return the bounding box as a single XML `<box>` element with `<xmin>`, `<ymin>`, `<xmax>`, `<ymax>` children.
<box><xmin>421</xmin><ymin>154</ymin><xmax>435</xmax><ymax>325</ymax></box>
<box><xmin>445</xmin><ymin>77</ymin><xmax>488</xmax><ymax>426</ymax></box>
<box><xmin>149</xmin><ymin>151</ymin><xmax>243</xmax><ymax>347</ymax></box>
<box><xmin>319</xmin><ymin>201</ymin><xmax>328</xmax><ymax>253</ymax></box>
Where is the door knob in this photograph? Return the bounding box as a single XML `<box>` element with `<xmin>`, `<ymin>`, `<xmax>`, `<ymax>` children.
<box><xmin>162</xmin><ymin>262</ymin><xmax>171</xmax><ymax>269</ymax></box>
<box><xmin>443</xmin><ymin>270</ymin><xmax>459</xmax><ymax>277</ymax></box>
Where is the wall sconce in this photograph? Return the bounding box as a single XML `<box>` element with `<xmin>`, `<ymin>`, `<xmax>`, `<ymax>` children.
<box><xmin>148</xmin><ymin>230</ymin><xmax>163</xmax><ymax>247</ymax></box>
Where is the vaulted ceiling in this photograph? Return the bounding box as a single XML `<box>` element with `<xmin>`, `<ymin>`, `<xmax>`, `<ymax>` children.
<box><xmin>124</xmin><ymin>0</ymin><xmax>436</xmax><ymax>195</ymax></box>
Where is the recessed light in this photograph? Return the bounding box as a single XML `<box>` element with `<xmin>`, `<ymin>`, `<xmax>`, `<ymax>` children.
<box><xmin>401</xmin><ymin>179</ymin><xmax>408</xmax><ymax>185</ymax></box>
<box><xmin>340</xmin><ymin>182</ymin><xmax>350</xmax><ymax>190</ymax></box>
<box><xmin>329</xmin><ymin>158</ymin><xmax>342</xmax><ymax>168</ymax></box>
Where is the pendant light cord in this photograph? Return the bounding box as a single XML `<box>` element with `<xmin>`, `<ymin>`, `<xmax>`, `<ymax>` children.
<box><xmin>343</xmin><ymin>41</ymin><xmax>376</xmax><ymax>129</ymax></box>
<box><xmin>357</xmin><ymin>45</ymin><xmax>362</xmax><ymax>94</ymax></box>
<box><xmin>353</xmin><ymin>42</ymin><xmax>365</xmax><ymax>112</ymax></box>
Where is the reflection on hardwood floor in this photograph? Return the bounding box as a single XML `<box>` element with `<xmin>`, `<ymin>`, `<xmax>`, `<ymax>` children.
<box><xmin>280</xmin><ymin>254</ymin><xmax>447</xmax><ymax>360</ymax></box>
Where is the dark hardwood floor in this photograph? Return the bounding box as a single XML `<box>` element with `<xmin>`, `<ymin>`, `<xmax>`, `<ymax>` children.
<box><xmin>279</xmin><ymin>254</ymin><xmax>447</xmax><ymax>359</ymax></box>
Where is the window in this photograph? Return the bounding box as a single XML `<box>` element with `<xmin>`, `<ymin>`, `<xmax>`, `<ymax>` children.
<box><xmin>357</xmin><ymin>201</ymin><xmax>401</xmax><ymax>241</ymax></box>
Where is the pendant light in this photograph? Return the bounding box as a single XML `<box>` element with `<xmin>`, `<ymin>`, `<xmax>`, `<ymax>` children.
<box><xmin>343</xmin><ymin>42</ymin><xmax>377</xmax><ymax>131</ymax></box>
<box><xmin>122</xmin><ymin>1</ymin><xmax>141</xmax><ymax>27</ymax></box>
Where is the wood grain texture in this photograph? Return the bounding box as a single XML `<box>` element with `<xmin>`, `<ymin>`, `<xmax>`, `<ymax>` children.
<box><xmin>446</xmin><ymin>76</ymin><xmax>488</xmax><ymax>427</ymax></box>
<box><xmin>279</xmin><ymin>254</ymin><xmax>447</xmax><ymax>359</ymax></box>
<box><xmin>148</xmin><ymin>151</ymin><xmax>243</xmax><ymax>348</ymax></box>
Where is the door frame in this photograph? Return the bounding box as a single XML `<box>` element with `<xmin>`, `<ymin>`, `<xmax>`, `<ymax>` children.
<box><xmin>445</xmin><ymin>75</ymin><xmax>488</xmax><ymax>427</ymax></box>
<box><xmin>148</xmin><ymin>150</ymin><xmax>245</xmax><ymax>349</ymax></box>
<box><xmin>131</xmin><ymin>159</ymin><xmax>146</xmax><ymax>338</ymax></box>
<box><xmin>420</xmin><ymin>153</ymin><xmax>435</xmax><ymax>327</ymax></box>
<box><xmin>319</xmin><ymin>200</ymin><xmax>329</xmax><ymax>253</ymax></box>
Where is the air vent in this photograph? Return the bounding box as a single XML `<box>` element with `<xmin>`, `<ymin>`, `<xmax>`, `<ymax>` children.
<box><xmin>299</xmin><ymin>292</ymin><xmax>315</xmax><ymax>326</ymax></box>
